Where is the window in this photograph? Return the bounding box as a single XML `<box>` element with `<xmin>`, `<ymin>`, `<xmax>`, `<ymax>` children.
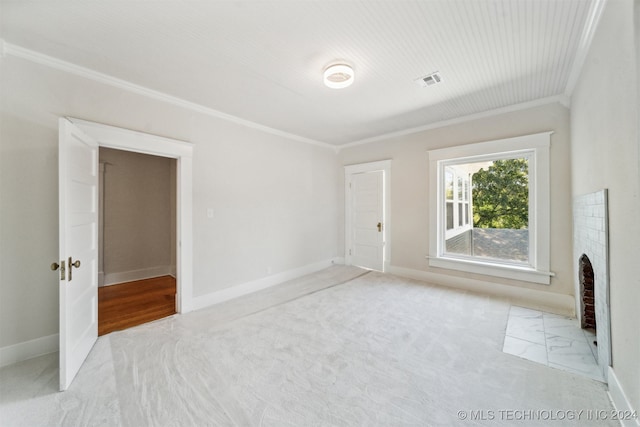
<box><xmin>428</xmin><ymin>132</ymin><xmax>552</xmax><ymax>284</ymax></box>
<box><xmin>445</xmin><ymin>169</ymin><xmax>454</xmax><ymax>230</ymax></box>
<box><xmin>444</xmin><ymin>167</ymin><xmax>471</xmax><ymax>241</ymax></box>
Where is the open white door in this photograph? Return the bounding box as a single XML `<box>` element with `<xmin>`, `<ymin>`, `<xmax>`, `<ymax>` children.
<box><xmin>57</xmin><ymin>118</ymin><xmax>99</xmax><ymax>391</ymax></box>
<box><xmin>349</xmin><ymin>170</ymin><xmax>385</xmax><ymax>271</ymax></box>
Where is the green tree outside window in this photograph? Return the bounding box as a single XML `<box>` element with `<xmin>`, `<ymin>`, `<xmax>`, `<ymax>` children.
<box><xmin>472</xmin><ymin>158</ymin><xmax>529</xmax><ymax>229</ymax></box>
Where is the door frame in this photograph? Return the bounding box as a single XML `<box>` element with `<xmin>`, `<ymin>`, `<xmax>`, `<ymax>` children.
<box><xmin>69</xmin><ymin>118</ymin><xmax>194</xmax><ymax>313</ymax></box>
<box><xmin>344</xmin><ymin>160</ymin><xmax>391</xmax><ymax>272</ymax></box>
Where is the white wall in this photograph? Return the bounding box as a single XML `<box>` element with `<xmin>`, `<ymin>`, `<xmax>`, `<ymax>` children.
<box><xmin>99</xmin><ymin>147</ymin><xmax>175</xmax><ymax>285</ymax></box>
<box><xmin>0</xmin><ymin>55</ymin><xmax>339</xmax><ymax>349</ymax></box>
<box><xmin>190</xmin><ymin>118</ymin><xmax>340</xmax><ymax>297</ymax></box>
<box><xmin>338</xmin><ymin>102</ymin><xmax>574</xmax><ymax>301</ymax></box>
<box><xmin>570</xmin><ymin>0</ymin><xmax>639</xmax><ymax>415</ymax></box>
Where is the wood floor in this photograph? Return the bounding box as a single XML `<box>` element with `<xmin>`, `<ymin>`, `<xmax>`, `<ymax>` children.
<box><xmin>98</xmin><ymin>275</ymin><xmax>176</xmax><ymax>336</ymax></box>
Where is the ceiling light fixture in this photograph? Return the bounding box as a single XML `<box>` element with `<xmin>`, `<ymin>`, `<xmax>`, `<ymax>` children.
<box><xmin>323</xmin><ymin>64</ymin><xmax>354</xmax><ymax>89</ymax></box>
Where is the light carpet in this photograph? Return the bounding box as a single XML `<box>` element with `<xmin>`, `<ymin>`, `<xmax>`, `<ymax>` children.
<box><xmin>0</xmin><ymin>266</ymin><xmax>617</xmax><ymax>426</ymax></box>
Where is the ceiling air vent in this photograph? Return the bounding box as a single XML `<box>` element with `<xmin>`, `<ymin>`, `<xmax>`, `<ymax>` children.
<box><xmin>414</xmin><ymin>72</ymin><xmax>442</xmax><ymax>87</ymax></box>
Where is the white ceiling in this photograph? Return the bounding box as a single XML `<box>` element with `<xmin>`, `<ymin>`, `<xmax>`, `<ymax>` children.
<box><xmin>1</xmin><ymin>0</ymin><xmax>598</xmax><ymax>146</ymax></box>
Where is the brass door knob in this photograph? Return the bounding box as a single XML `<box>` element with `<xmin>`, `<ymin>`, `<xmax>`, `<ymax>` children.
<box><xmin>68</xmin><ymin>257</ymin><xmax>81</xmax><ymax>281</ymax></box>
<box><xmin>51</xmin><ymin>260</ymin><xmax>66</xmax><ymax>280</ymax></box>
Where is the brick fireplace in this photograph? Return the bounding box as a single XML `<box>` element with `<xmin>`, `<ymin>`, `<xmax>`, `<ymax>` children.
<box><xmin>578</xmin><ymin>254</ymin><xmax>596</xmax><ymax>330</ymax></box>
<box><xmin>573</xmin><ymin>189</ymin><xmax>611</xmax><ymax>382</ymax></box>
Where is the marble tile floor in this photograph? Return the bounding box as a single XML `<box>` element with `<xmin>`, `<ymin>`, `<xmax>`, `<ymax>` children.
<box><xmin>503</xmin><ymin>305</ymin><xmax>603</xmax><ymax>382</ymax></box>
<box><xmin>1</xmin><ymin>266</ymin><xmax>617</xmax><ymax>426</ymax></box>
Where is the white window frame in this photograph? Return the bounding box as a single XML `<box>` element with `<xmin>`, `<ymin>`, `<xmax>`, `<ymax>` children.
<box><xmin>427</xmin><ymin>132</ymin><xmax>553</xmax><ymax>285</ymax></box>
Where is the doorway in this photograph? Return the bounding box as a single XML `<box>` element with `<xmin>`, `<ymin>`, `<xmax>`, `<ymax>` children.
<box><xmin>58</xmin><ymin>118</ymin><xmax>193</xmax><ymax>390</ymax></box>
<box><xmin>69</xmin><ymin>117</ymin><xmax>194</xmax><ymax>313</ymax></box>
<box><xmin>97</xmin><ymin>148</ymin><xmax>177</xmax><ymax>335</ymax></box>
<box><xmin>344</xmin><ymin>160</ymin><xmax>391</xmax><ymax>272</ymax></box>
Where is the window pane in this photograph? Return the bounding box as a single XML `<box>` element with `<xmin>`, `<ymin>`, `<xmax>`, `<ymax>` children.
<box><xmin>464</xmin><ymin>203</ymin><xmax>469</xmax><ymax>225</ymax></box>
<box><xmin>463</xmin><ymin>178</ymin><xmax>469</xmax><ymax>201</ymax></box>
<box><xmin>443</xmin><ymin>157</ymin><xmax>529</xmax><ymax>264</ymax></box>
<box><xmin>445</xmin><ymin>170</ymin><xmax>454</xmax><ymax>200</ymax></box>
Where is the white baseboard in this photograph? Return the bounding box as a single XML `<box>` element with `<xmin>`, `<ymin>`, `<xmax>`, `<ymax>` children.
<box><xmin>1</xmin><ymin>260</ymin><xmax>342</xmax><ymax>367</ymax></box>
<box><xmin>608</xmin><ymin>367</ymin><xmax>640</xmax><ymax>427</ymax></box>
<box><xmin>192</xmin><ymin>257</ymin><xmax>343</xmax><ymax>311</ymax></box>
<box><xmin>101</xmin><ymin>265</ymin><xmax>173</xmax><ymax>286</ymax></box>
<box><xmin>387</xmin><ymin>265</ymin><xmax>575</xmax><ymax>317</ymax></box>
<box><xmin>0</xmin><ymin>334</ymin><xmax>58</xmax><ymax>368</ymax></box>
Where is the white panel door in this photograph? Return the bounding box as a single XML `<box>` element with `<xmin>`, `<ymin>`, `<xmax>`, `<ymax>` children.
<box><xmin>58</xmin><ymin>118</ymin><xmax>99</xmax><ymax>391</ymax></box>
<box><xmin>351</xmin><ymin>171</ymin><xmax>384</xmax><ymax>271</ymax></box>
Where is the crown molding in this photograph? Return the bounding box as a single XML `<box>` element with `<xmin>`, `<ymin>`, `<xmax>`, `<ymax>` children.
<box><xmin>1</xmin><ymin>41</ymin><xmax>335</xmax><ymax>151</ymax></box>
<box><xmin>2</xmin><ymin>37</ymin><xmax>589</xmax><ymax>153</ymax></box>
<box><xmin>564</xmin><ymin>0</ymin><xmax>608</xmax><ymax>98</ymax></box>
<box><xmin>337</xmin><ymin>95</ymin><xmax>570</xmax><ymax>151</ymax></box>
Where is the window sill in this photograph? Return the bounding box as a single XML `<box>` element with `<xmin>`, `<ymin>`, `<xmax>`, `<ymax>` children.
<box><xmin>427</xmin><ymin>256</ymin><xmax>553</xmax><ymax>285</ymax></box>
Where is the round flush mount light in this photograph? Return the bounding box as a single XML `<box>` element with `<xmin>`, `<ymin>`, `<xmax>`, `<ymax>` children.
<box><xmin>323</xmin><ymin>64</ymin><xmax>354</xmax><ymax>89</ymax></box>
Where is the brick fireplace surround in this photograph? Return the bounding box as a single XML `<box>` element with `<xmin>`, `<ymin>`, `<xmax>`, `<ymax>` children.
<box><xmin>573</xmin><ymin>189</ymin><xmax>611</xmax><ymax>382</ymax></box>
